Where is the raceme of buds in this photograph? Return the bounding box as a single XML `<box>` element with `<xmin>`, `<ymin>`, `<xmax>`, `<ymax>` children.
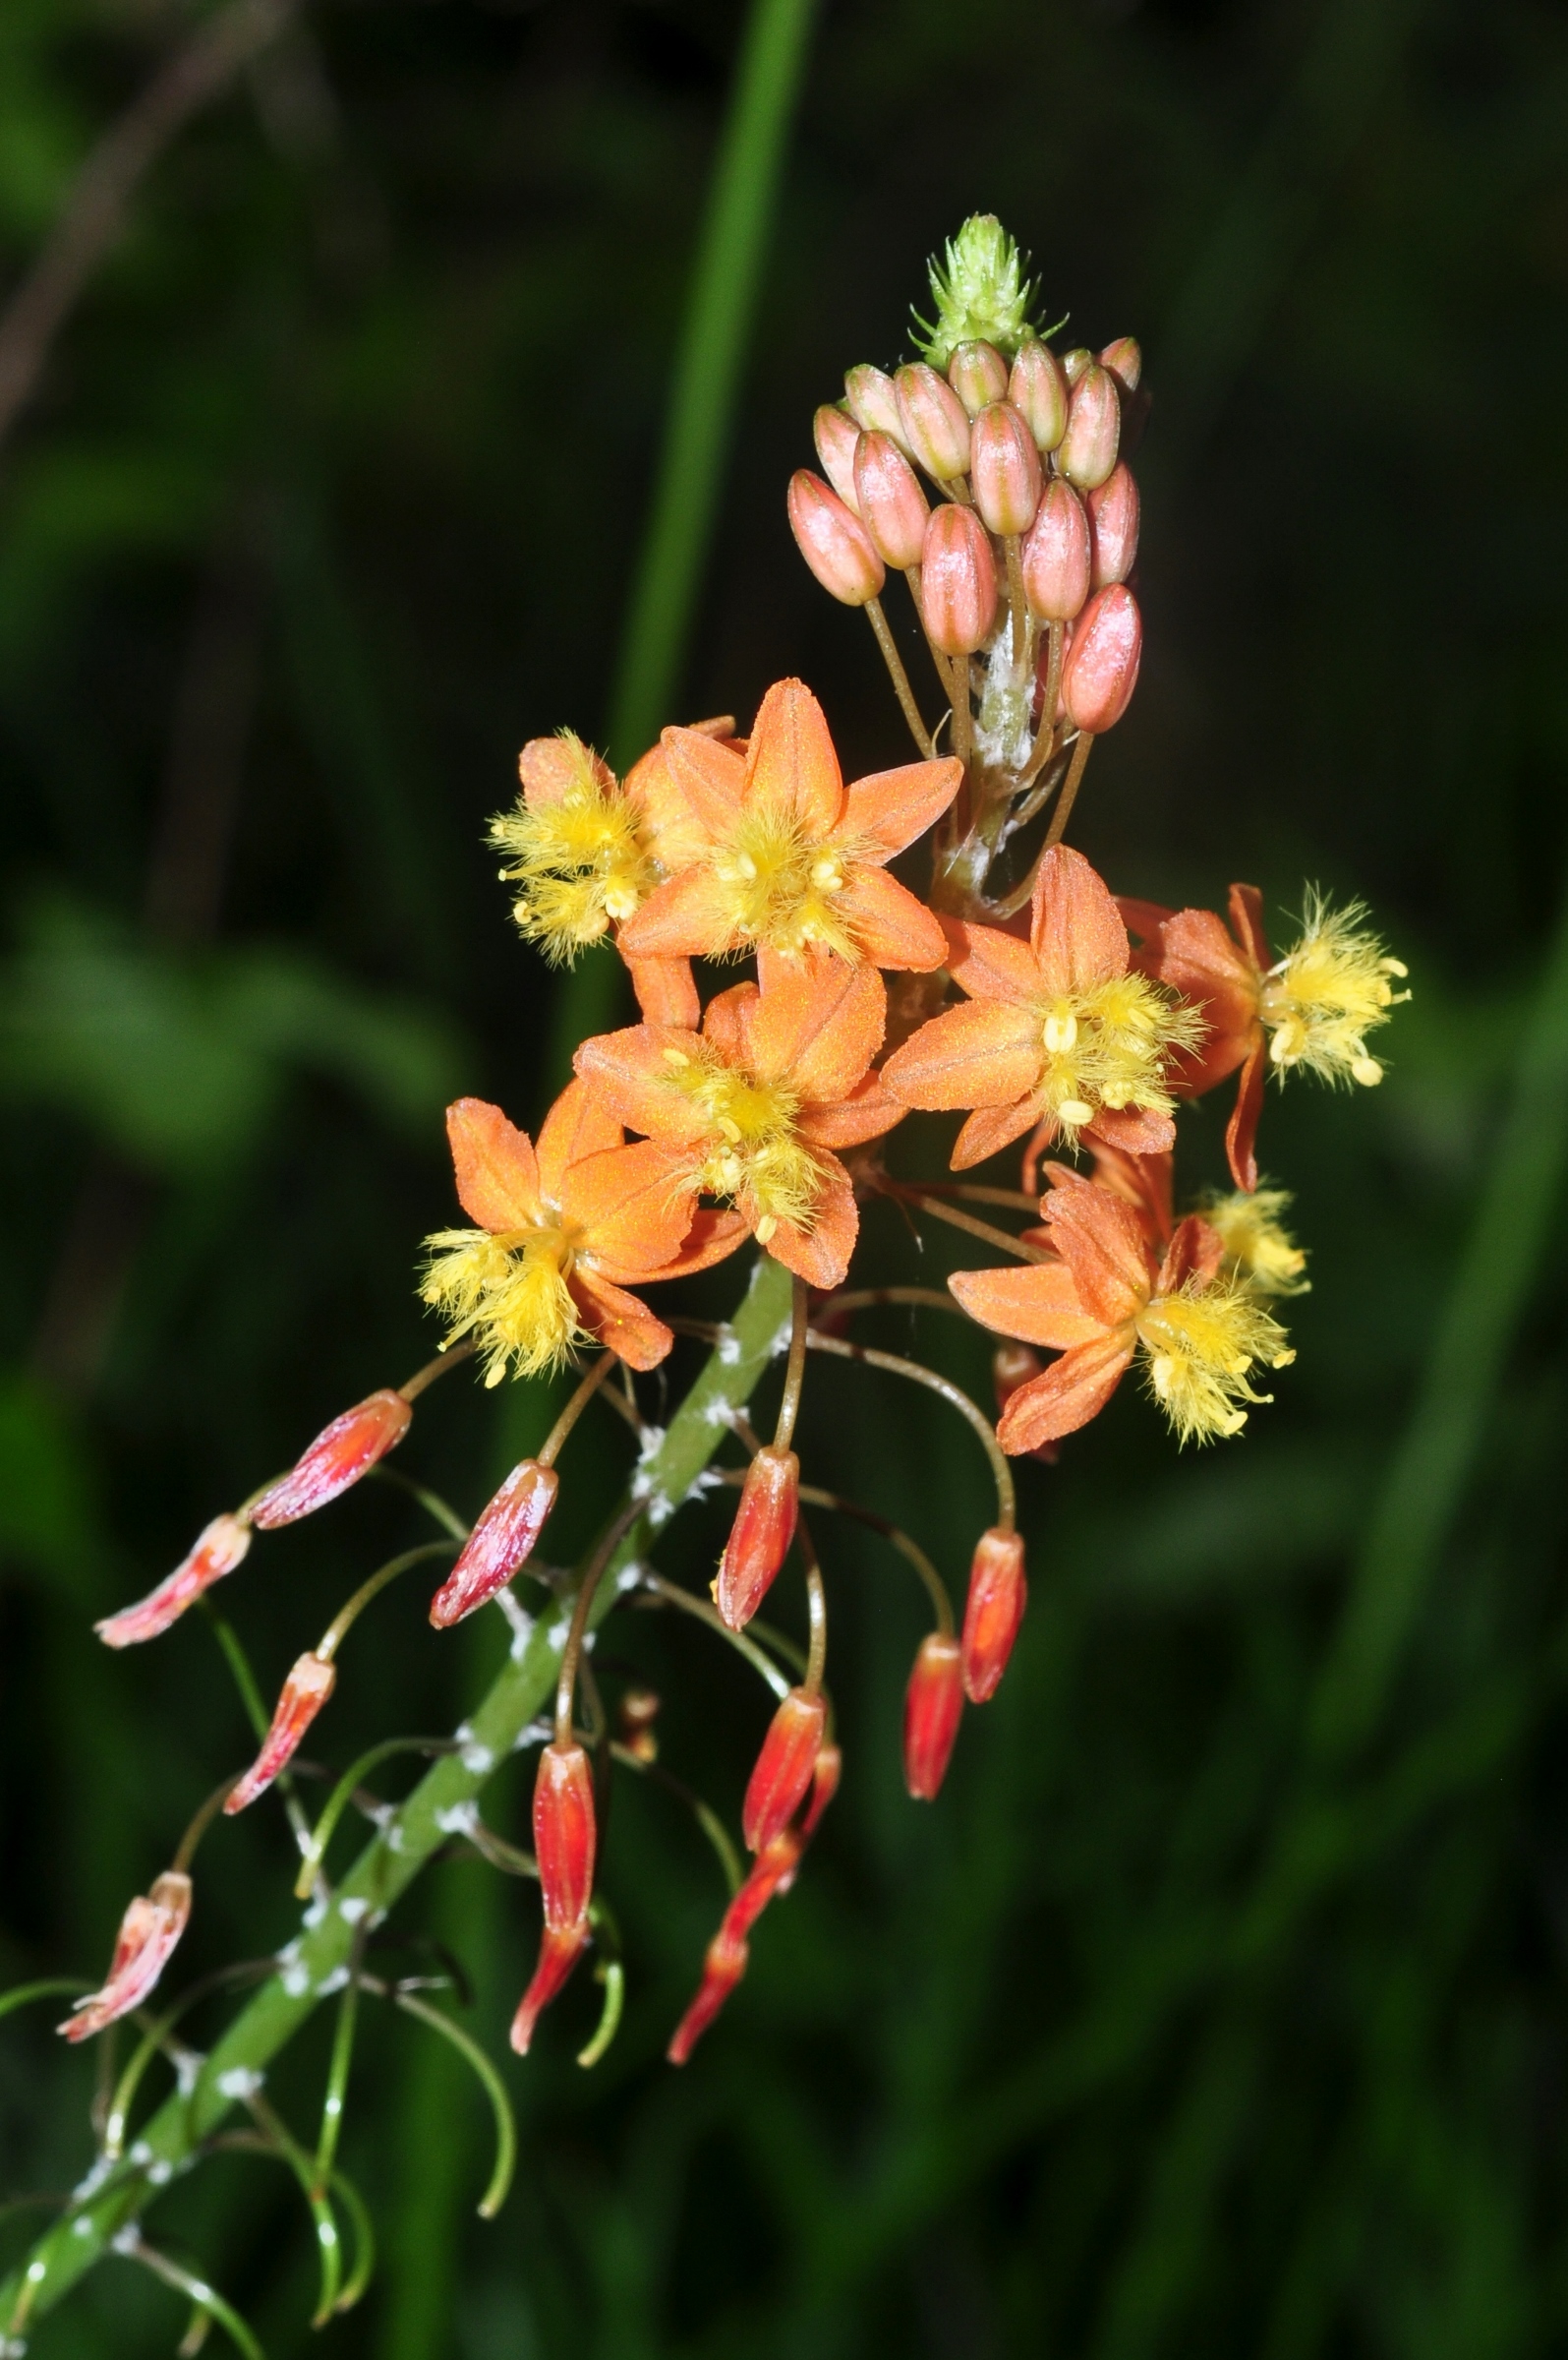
<box><xmin>95</xmin><ymin>1512</ymin><xmax>252</xmax><ymax>1648</ymax></box>
<box><xmin>813</xmin><ymin>403</ymin><xmax>862</xmax><ymax>512</ymax></box>
<box><xmin>920</xmin><ymin>502</ymin><xmax>998</xmax><ymax>655</ymax></box>
<box><xmin>535</xmin><ymin>1740</ymin><xmax>597</xmax><ymax>1933</ymax></box>
<box><xmin>960</xmin><ymin>1530</ymin><xmax>1027</xmax><ymax>1703</ymax></box>
<box><xmin>970</xmin><ymin>401</ymin><xmax>1042</xmax><ymax>537</ymax></box>
<box><xmin>1058</xmin><ymin>363</ymin><xmax>1122</xmax><ymax>492</ymax></box>
<box><xmin>853</xmin><ymin>431</ymin><xmax>930</xmax><ymax>568</ymax></box>
<box><xmin>59</xmin><ymin>1871</ymin><xmax>192</xmax><ymax>2042</ymax></box>
<box><xmin>903</xmin><ymin>1632</ymin><xmax>963</xmax><ymax>1800</ymax></box>
<box><xmin>786</xmin><ymin>470</ymin><xmax>885</xmax><ymax>607</ymax></box>
<box><xmin>1020</xmin><ymin>477</ymin><xmax>1091</xmax><ymax>622</ymax></box>
<box><xmin>429</xmin><ymin>1458</ymin><xmax>559</xmax><ymax>1628</ymax></box>
<box><xmin>224</xmin><ymin>1652</ymin><xmax>337</xmax><ymax>1812</ymax></box>
<box><xmin>251</xmin><ymin>1389</ymin><xmax>413</xmax><ymax>1529</ymax></box>
<box><xmin>1087</xmin><ymin>462</ymin><xmax>1140</xmax><ymax>588</ymax></box>
<box><xmin>1010</xmin><ymin>338</ymin><xmax>1069</xmax><ymax>450</ymax></box>
<box><xmin>741</xmin><ymin>1686</ymin><xmax>827</xmax><ymax>1853</ymax></box>
<box><xmin>1062</xmin><ymin>582</ymin><xmax>1143</xmax><ymax>734</ymax></box>
<box><xmin>843</xmin><ymin>362</ymin><xmax>905</xmax><ymax>443</ymax></box>
<box><xmin>1099</xmin><ymin>335</ymin><xmax>1143</xmax><ymax>392</ymax></box>
<box><xmin>948</xmin><ymin>338</ymin><xmax>1009</xmax><ymax>417</ymax></box>
<box><xmin>716</xmin><ymin>1446</ymin><xmax>799</xmax><ymax>1630</ymax></box>
<box><xmin>895</xmin><ymin>363</ymin><xmax>972</xmax><ymax>482</ymax></box>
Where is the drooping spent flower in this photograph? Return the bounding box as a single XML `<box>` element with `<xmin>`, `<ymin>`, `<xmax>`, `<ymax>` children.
<box><xmin>742</xmin><ymin>1687</ymin><xmax>827</xmax><ymax>1853</ymax></box>
<box><xmin>960</xmin><ymin>1528</ymin><xmax>1027</xmax><ymax>1702</ymax></box>
<box><xmin>59</xmin><ymin>1872</ymin><xmax>192</xmax><ymax>2042</ymax></box>
<box><xmin>95</xmin><ymin>1512</ymin><xmax>252</xmax><ymax>1648</ymax></box>
<box><xmin>224</xmin><ymin>1653</ymin><xmax>336</xmax><ymax>1812</ymax></box>
<box><xmin>430</xmin><ymin>1459</ymin><xmax>559</xmax><ymax>1627</ymax></box>
<box><xmin>903</xmin><ymin>1633</ymin><xmax>963</xmax><ymax>1799</ymax></box>
<box><xmin>511</xmin><ymin>1740</ymin><xmax>596</xmax><ymax>2054</ymax></box>
<box><xmin>717</xmin><ymin>1446</ymin><xmax>800</xmax><ymax>1630</ymax></box>
<box><xmin>251</xmin><ymin>1390</ymin><xmax>412</xmax><ymax>1529</ymax></box>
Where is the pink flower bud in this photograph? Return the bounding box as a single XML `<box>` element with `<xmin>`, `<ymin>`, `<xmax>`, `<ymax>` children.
<box><xmin>1062</xmin><ymin>347</ymin><xmax>1094</xmax><ymax>385</ymax></box>
<box><xmin>920</xmin><ymin>503</ymin><xmax>998</xmax><ymax>656</ymax></box>
<box><xmin>510</xmin><ymin>1922</ymin><xmax>589</xmax><ymax>2055</ymax></box>
<box><xmin>1009</xmin><ymin>340</ymin><xmax>1069</xmax><ymax>451</ymax></box>
<box><xmin>1062</xmin><ymin>583</ymin><xmax>1142</xmax><ymax>734</ymax></box>
<box><xmin>1098</xmin><ymin>335</ymin><xmax>1143</xmax><ymax>393</ymax></box>
<box><xmin>1020</xmin><ymin>478</ymin><xmax>1091</xmax><ymax>622</ymax></box>
<box><xmin>224</xmin><ymin>1652</ymin><xmax>336</xmax><ymax>1812</ymax></box>
<box><xmin>1086</xmin><ymin>461</ymin><xmax>1140</xmax><ymax>587</ymax></box>
<box><xmin>970</xmin><ymin>401</ymin><xmax>1042</xmax><ymax>537</ymax></box>
<box><xmin>812</xmin><ymin>403</ymin><xmax>862</xmax><ymax>512</ymax></box>
<box><xmin>429</xmin><ymin>1459</ymin><xmax>558</xmax><ymax>1628</ymax></box>
<box><xmin>960</xmin><ymin>1530</ymin><xmax>1027</xmax><ymax>1702</ymax></box>
<box><xmin>1058</xmin><ymin>364</ymin><xmax>1122</xmax><ymax>492</ymax></box>
<box><xmin>667</xmin><ymin>1927</ymin><xmax>748</xmax><ymax>2065</ymax></box>
<box><xmin>894</xmin><ymin>363</ymin><xmax>972</xmax><ymax>482</ymax></box>
<box><xmin>742</xmin><ymin>1686</ymin><xmax>826</xmax><ymax>1852</ymax></box>
<box><xmin>786</xmin><ymin>470</ymin><xmax>885</xmax><ymax>607</ymax></box>
<box><xmin>902</xmin><ymin>1632</ymin><xmax>963</xmax><ymax>1800</ymax></box>
<box><xmin>95</xmin><ymin>1512</ymin><xmax>252</xmax><ymax>1648</ymax></box>
<box><xmin>843</xmin><ymin>363</ymin><xmax>904</xmax><ymax>443</ymax></box>
<box><xmin>852</xmin><ymin>431</ymin><xmax>929</xmax><ymax>568</ymax></box>
<box><xmin>251</xmin><ymin>1389</ymin><xmax>412</xmax><ymax>1529</ymax></box>
<box><xmin>59</xmin><ymin>1871</ymin><xmax>192</xmax><ymax>2042</ymax></box>
<box><xmin>716</xmin><ymin>1446</ymin><xmax>799</xmax><ymax>1630</ymax></box>
<box><xmin>947</xmin><ymin>338</ymin><xmax>1009</xmax><ymax>417</ymax></box>
<box><xmin>534</xmin><ymin>1740</ymin><xmax>597</xmax><ymax>1932</ymax></box>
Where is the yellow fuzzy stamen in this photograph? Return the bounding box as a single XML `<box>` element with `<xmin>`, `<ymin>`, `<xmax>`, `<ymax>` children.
<box><xmin>1134</xmin><ymin>1280</ymin><xmax>1293</xmax><ymax>1446</ymax></box>
<box><xmin>1258</xmin><ymin>893</ymin><xmax>1408</xmax><ymax>1088</ymax></box>
<box><xmin>659</xmin><ymin>1044</ymin><xmax>820</xmax><ymax>1231</ymax></box>
<box><xmin>490</xmin><ymin>734</ymin><xmax>656</xmax><ymax>964</ymax></box>
<box><xmin>1035</xmin><ymin>973</ymin><xmax>1202</xmax><ymax>1146</ymax></box>
<box><xmin>708</xmin><ymin>803</ymin><xmax>865</xmax><ymax>961</ymax></box>
<box><xmin>1198</xmin><ymin>1186</ymin><xmax>1310</xmax><ymax>1297</ymax></box>
<box><xmin>420</xmin><ymin>1223</ymin><xmax>585</xmax><ymax>1385</ymax></box>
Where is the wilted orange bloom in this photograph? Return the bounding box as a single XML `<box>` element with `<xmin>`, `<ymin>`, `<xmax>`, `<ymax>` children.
<box><xmin>882</xmin><ymin>845</ymin><xmax>1198</xmax><ymax>1168</ymax></box>
<box><xmin>614</xmin><ymin>678</ymin><xmax>961</xmax><ymax>971</ymax></box>
<box><xmin>421</xmin><ymin>1082</ymin><xmax>743</xmax><ymax>1383</ymax></box>
<box><xmin>224</xmin><ymin>1651</ymin><xmax>336</xmax><ymax>1813</ymax></box>
<box><xmin>574</xmin><ymin>955</ymin><xmax>901</xmax><ymax>1288</ymax></box>
<box><xmin>95</xmin><ymin>1512</ymin><xmax>252</xmax><ymax>1648</ymax></box>
<box><xmin>59</xmin><ymin>1871</ymin><xmax>192</xmax><ymax>2042</ymax></box>
<box><xmin>951</xmin><ymin>1169</ymin><xmax>1293</xmax><ymax>1450</ymax></box>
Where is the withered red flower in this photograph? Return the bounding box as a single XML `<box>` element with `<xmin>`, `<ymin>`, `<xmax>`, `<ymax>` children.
<box><xmin>95</xmin><ymin>1513</ymin><xmax>252</xmax><ymax>1649</ymax></box>
<box><xmin>903</xmin><ymin>1632</ymin><xmax>963</xmax><ymax>1799</ymax></box>
<box><xmin>252</xmin><ymin>1391</ymin><xmax>412</xmax><ymax>1530</ymax></box>
<box><xmin>59</xmin><ymin>1871</ymin><xmax>192</xmax><ymax>2042</ymax></box>
<box><xmin>224</xmin><ymin>1652</ymin><xmax>336</xmax><ymax>1812</ymax></box>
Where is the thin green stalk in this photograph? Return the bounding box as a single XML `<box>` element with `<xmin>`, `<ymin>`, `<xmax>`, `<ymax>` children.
<box><xmin>389</xmin><ymin>1993</ymin><xmax>516</xmax><ymax>2220</ymax></box>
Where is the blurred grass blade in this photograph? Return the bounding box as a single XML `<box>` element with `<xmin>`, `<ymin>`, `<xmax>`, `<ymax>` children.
<box><xmin>390</xmin><ymin>1991</ymin><xmax>517</xmax><ymax>2220</ymax></box>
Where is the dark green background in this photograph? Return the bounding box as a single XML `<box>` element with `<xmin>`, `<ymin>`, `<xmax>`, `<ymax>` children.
<box><xmin>4</xmin><ymin>0</ymin><xmax>1568</xmax><ymax>2352</ymax></box>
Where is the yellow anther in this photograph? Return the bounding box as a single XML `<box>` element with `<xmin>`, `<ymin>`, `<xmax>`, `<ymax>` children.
<box><xmin>754</xmin><ymin>1214</ymin><xmax>779</xmax><ymax>1243</ymax></box>
<box><xmin>662</xmin><ymin>1047</ymin><xmax>690</xmax><ymax>1067</ymax></box>
<box><xmin>1351</xmin><ymin>1057</ymin><xmax>1383</xmax><ymax>1087</ymax></box>
<box><xmin>1043</xmin><ymin>1010</ymin><xmax>1078</xmax><ymax>1055</ymax></box>
<box><xmin>1058</xmin><ymin>1097</ymin><xmax>1094</xmax><ymax>1126</ymax></box>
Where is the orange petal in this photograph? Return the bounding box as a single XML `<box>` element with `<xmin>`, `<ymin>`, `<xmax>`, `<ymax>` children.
<box><xmin>833</xmin><ymin>864</ymin><xmax>948</xmax><ymax>971</ymax></box>
<box><xmin>1228</xmin><ymin>882</ymin><xmax>1272</xmax><ymax>971</ymax></box>
<box><xmin>796</xmin><ymin>1072</ymin><xmax>905</xmax><ymax>1149</ymax></box>
<box><xmin>702</xmin><ymin>979</ymin><xmax>761</xmax><ymax>1069</ymax></box>
<box><xmin>660</xmin><ymin>724</ymin><xmax>747</xmax><ymax>841</ymax></box>
<box><xmin>558</xmin><ymin>1140</ymin><xmax>696</xmax><ymax>1272</ymax></box>
<box><xmin>1042</xmin><ymin>1183</ymin><xmax>1150</xmax><ymax>1327</ymax></box>
<box><xmin>1117</xmin><ymin>894</ymin><xmax>1175</xmax><ymax>948</ymax></box>
<box><xmin>574</xmin><ymin>1027</ymin><xmax>710</xmax><ymax>1148</ymax></box>
<box><xmin>1086</xmin><ymin>1105</ymin><xmax>1177</xmax><ymax>1156</ymax></box>
<box><xmin>536</xmin><ymin>1077</ymin><xmax>624</xmax><ymax>1204</ymax></box>
<box><xmin>942</xmin><ymin>916</ymin><xmax>1045</xmax><ymax>1009</ymax></box>
<box><xmin>1157</xmin><ymin>1214</ymin><xmax>1225</xmax><ymax>1295</ymax></box>
<box><xmin>569</xmin><ymin>1270</ymin><xmax>674</xmax><ymax>1371</ymax></box>
<box><xmin>1028</xmin><ymin>844</ymin><xmax>1129</xmax><ymax>991</ymax></box>
<box><xmin>949</xmin><ymin>1261</ymin><xmax>1107</xmax><ymax>1350</ymax></box>
<box><xmin>839</xmin><ymin>755</ymin><xmax>962</xmax><ymax>857</ymax></box>
<box><xmin>617</xmin><ymin>866</ymin><xmax>738</xmax><ymax>961</ymax></box>
<box><xmin>623</xmin><ymin>741</ymin><xmax>711</xmax><ymax>873</ymax></box>
<box><xmin>1085</xmin><ymin>1141</ymin><xmax>1174</xmax><ymax>1247</ymax></box>
<box><xmin>518</xmin><ymin>735</ymin><xmax>614</xmax><ymax>810</ymax></box>
<box><xmin>1226</xmin><ymin>1034</ymin><xmax>1267</xmax><ymax>1192</ymax></box>
<box><xmin>744</xmin><ymin>678</ymin><xmax>843</xmax><ymax>836</ymax></box>
<box><xmin>446</xmin><ymin>1098</ymin><xmax>542</xmax><ymax>1231</ymax></box>
<box><xmin>882</xmin><ymin>998</ymin><xmax>1041</xmax><ymax>1111</ymax></box>
<box><xmin>997</xmin><ymin>1334</ymin><xmax>1132</xmax><ymax>1450</ymax></box>
<box><xmin>626</xmin><ymin>954</ymin><xmax>700</xmax><ymax>1031</ymax></box>
<box><xmin>953</xmin><ymin>1094</ymin><xmax>1048</xmax><ymax>1170</ymax></box>
<box><xmin>643</xmin><ymin>1207</ymin><xmax>750</xmax><ymax>1280</ymax></box>
<box><xmin>763</xmin><ymin>1152</ymin><xmax>859</xmax><ymax>1290</ymax></box>
<box><xmin>748</xmin><ymin>954</ymin><xmax>885</xmax><ymax>1100</ymax></box>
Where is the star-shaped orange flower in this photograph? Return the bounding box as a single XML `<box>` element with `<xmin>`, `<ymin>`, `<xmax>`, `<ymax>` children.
<box><xmin>573</xmin><ymin>955</ymin><xmax>901</xmax><ymax>1289</ymax></box>
<box><xmin>613</xmin><ymin>678</ymin><xmax>961</xmax><ymax>972</ymax></box>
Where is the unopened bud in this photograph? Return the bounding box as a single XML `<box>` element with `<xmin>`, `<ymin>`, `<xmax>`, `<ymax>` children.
<box><xmin>786</xmin><ymin>470</ymin><xmax>885</xmax><ymax>607</ymax></box>
<box><xmin>534</xmin><ymin>1740</ymin><xmax>597</xmax><ymax>1933</ymax></box>
<box><xmin>894</xmin><ymin>363</ymin><xmax>972</xmax><ymax>482</ymax></box>
<box><xmin>59</xmin><ymin>1871</ymin><xmax>192</xmax><ymax>2042</ymax></box>
<box><xmin>853</xmin><ymin>431</ymin><xmax>929</xmax><ymax>569</ymax></box>
<box><xmin>947</xmin><ymin>339</ymin><xmax>1009</xmax><ymax>417</ymax></box>
<box><xmin>812</xmin><ymin>403</ymin><xmax>862</xmax><ymax>512</ymax></box>
<box><xmin>742</xmin><ymin>1686</ymin><xmax>826</xmax><ymax>1853</ymax></box>
<box><xmin>1020</xmin><ymin>477</ymin><xmax>1091</xmax><ymax>622</ymax></box>
<box><xmin>96</xmin><ymin>1512</ymin><xmax>252</xmax><ymax>1648</ymax></box>
<box><xmin>920</xmin><ymin>503</ymin><xmax>998</xmax><ymax>655</ymax></box>
<box><xmin>1061</xmin><ymin>583</ymin><xmax>1142</xmax><ymax>734</ymax></box>
<box><xmin>960</xmin><ymin>1530</ymin><xmax>1027</xmax><ymax>1702</ymax></box>
<box><xmin>716</xmin><ymin>1446</ymin><xmax>799</xmax><ymax>1630</ymax></box>
<box><xmin>667</xmin><ymin>1928</ymin><xmax>748</xmax><ymax>2066</ymax></box>
<box><xmin>252</xmin><ymin>1389</ymin><xmax>412</xmax><ymax>1529</ymax></box>
<box><xmin>1009</xmin><ymin>339</ymin><xmax>1069</xmax><ymax>451</ymax></box>
<box><xmin>970</xmin><ymin>401</ymin><xmax>1042</xmax><ymax>536</ymax></box>
<box><xmin>1058</xmin><ymin>364</ymin><xmax>1121</xmax><ymax>491</ymax></box>
<box><xmin>510</xmin><ymin>1922</ymin><xmax>589</xmax><ymax>2055</ymax></box>
<box><xmin>1062</xmin><ymin>346</ymin><xmax>1094</xmax><ymax>384</ymax></box>
<box><xmin>430</xmin><ymin>1459</ymin><xmax>558</xmax><ymax>1627</ymax></box>
<box><xmin>1086</xmin><ymin>461</ymin><xmax>1140</xmax><ymax>588</ymax></box>
<box><xmin>1098</xmin><ymin>335</ymin><xmax>1142</xmax><ymax>393</ymax></box>
<box><xmin>843</xmin><ymin>362</ymin><xmax>905</xmax><ymax>443</ymax></box>
<box><xmin>616</xmin><ymin>1685</ymin><xmax>661</xmax><ymax>1765</ymax></box>
<box><xmin>902</xmin><ymin>1632</ymin><xmax>963</xmax><ymax>1800</ymax></box>
<box><xmin>225</xmin><ymin>1652</ymin><xmax>336</xmax><ymax>1812</ymax></box>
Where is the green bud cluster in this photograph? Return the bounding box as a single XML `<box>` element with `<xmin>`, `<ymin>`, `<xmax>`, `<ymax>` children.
<box><xmin>911</xmin><ymin>213</ymin><xmax>1042</xmax><ymax>370</ymax></box>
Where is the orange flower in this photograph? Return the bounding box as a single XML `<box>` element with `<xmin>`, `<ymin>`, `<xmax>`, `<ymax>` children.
<box><xmin>574</xmin><ymin>955</ymin><xmax>900</xmax><ymax>1289</ymax></box>
<box><xmin>421</xmin><ymin>1080</ymin><xmax>743</xmax><ymax>1381</ymax></box>
<box><xmin>881</xmin><ymin>845</ymin><xmax>1198</xmax><ymax>1169</ymax></box>
<box><xmin>613</xmin><ymin>678</ymin><xmax>961</xmax><ymax>972</ymax></box>
<box><xmin>951</xmin><ymin>1169</ymin><xmax>1293</xmax><ymax>1450</ymax></box>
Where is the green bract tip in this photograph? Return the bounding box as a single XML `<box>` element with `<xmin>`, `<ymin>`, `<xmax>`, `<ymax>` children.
<box><xmin>911</xmin><ymin>214</ymin><xmax>1041</xmax><ymax>370</ymax></box>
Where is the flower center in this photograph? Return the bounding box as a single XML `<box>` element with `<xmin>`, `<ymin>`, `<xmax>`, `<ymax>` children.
<box><xmin>710</xmin><ymin>804</ymin><xmax>858</xmax><ymax>959</ymax></box>
<box><xmin>1134</xmin><ymin>1282</ymin><xmax>1294</xmax><ymax>1445</ymax></box>
<box><xmin>492</xmin><ymin>772</ymin><xmax>656</xmax><ymax>962</ymax></box>
<box><xmin>660</xmin><ymin>1045</ymin><xmax>819</xmax><ymax>1239</ymax></box>
<box><xmin>1258</xmin><ymin>898</ymin><xmax>1408</xmax><ymax>1088</ymax></box>
<box><xmin>421</xmin><ymin>1217</ymin><xmax>585</xmax><ymax>1385</ymax></box>
<box><xmin>1033</xmin><ymin>975</ymin><xmax>1199</xmax><ymax>1140</ymax></box>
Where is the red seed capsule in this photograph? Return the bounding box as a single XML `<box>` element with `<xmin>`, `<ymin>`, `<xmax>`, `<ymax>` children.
<box><xmin>95</xmin><ymin>1512</ymin><xmax>253</xmax><ymax>1648</ymax></box>
<box><xmin>430</xmin><ymin>1459</ymin><xmax>559</xmax><ymax>1628</ymax></box>
<box><xmin>843</xmin><ymin>362</ymin><xmax>905</xmax><ymax>443</ymax></box>
<box><xmin>1062</xmin><ymin>583</ymin><xmax>1142</xmax><ymax>734</ymax></box>
<box><xmin>1058</xmin><ymin>364</ymin><xmax>1122</xmax><ymax>492</ymax></box>
<box><xmin>251</xmin><ymin>1390</ymin><xmax>412</xmax><ymax>1529</ymax></box>
<box><xmin>1086</xmin><ymin>461</ymin><xmax>1140</xmax><ymax>588</ymax></box>
<box><xmin>960</xmin><ymin>1529</ymin><xmax>1028</xmax><ymax>1703</ymax></box>
<box><xmin>852</xmin><ymin>431</ymin><xmax>930</xmax><ymax>569</ymax></box>
<box><xmin>224</xmin><ymin>1652</ymin><xmax>337</xmax><ymax>1812</ymax></box>
<box><xmin>1020</xmin><ymin>477</ymin><xmax>1091</xmax><ymax>622</ymax></box>
<box><xmin>534</xmin><ymin>1740</ymin><xmax>597</xmax><ymax>1933</ymax></box>
<box><xmin>1009</xmin><ymin>339</ymin><xmax>1069</xmax><ymax>452</ymax></box>
<box><xmin>812</xmin><ymin>403</ymin><xmax>862</xmax><ymax>512</ymax></box>
<box><xmin>902</xmin><ymin>1632</ymin><xmax>963</xmax><ymax>1800</ymax></box>
<box><xmin>786</xmin><ymin>470</ymin><xmax>885</xmax><ymax>607</ymax></box>
<box><xmin>510</xmin><ymin>1922</ymin><xmax>589</xmax><ymax>2055</ymax></box>
<box><xmin>920</xmin><ymin>503</ymin><xmax>998</xmax><ymax>656</ymax></box>
<box><xmin>59</xmin><ymin>1871</ymin><xmax>193</xmax><ymax>2042</ymax></box>
<box><xmin>1098</xmin><ymin>334</ymin><xmax>1143</xmax><ymax>393</ymax></box>
<box><xmin>970</xmin><ymin>401</ymin><xmax>1043</xmax><ymax>536</ymax></box>
<box><xmin>948</xmin><ymin>338</ymin><xmax>1009</xmax><ymax>418</ymax></box>
<box><xmin>716</xmin><ymin>1446</ymin><xmax>799</xmax><ymax>1631</ymax></box>
<box><xmin>742</xmin><ymin>1686</ymin><xmax>826</xmax><ymax>1852</ymax></box>
<box><xmin>895</xmin><ymin>363</ymin><xmax>972</xmax><ymax>482</ymax></box>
